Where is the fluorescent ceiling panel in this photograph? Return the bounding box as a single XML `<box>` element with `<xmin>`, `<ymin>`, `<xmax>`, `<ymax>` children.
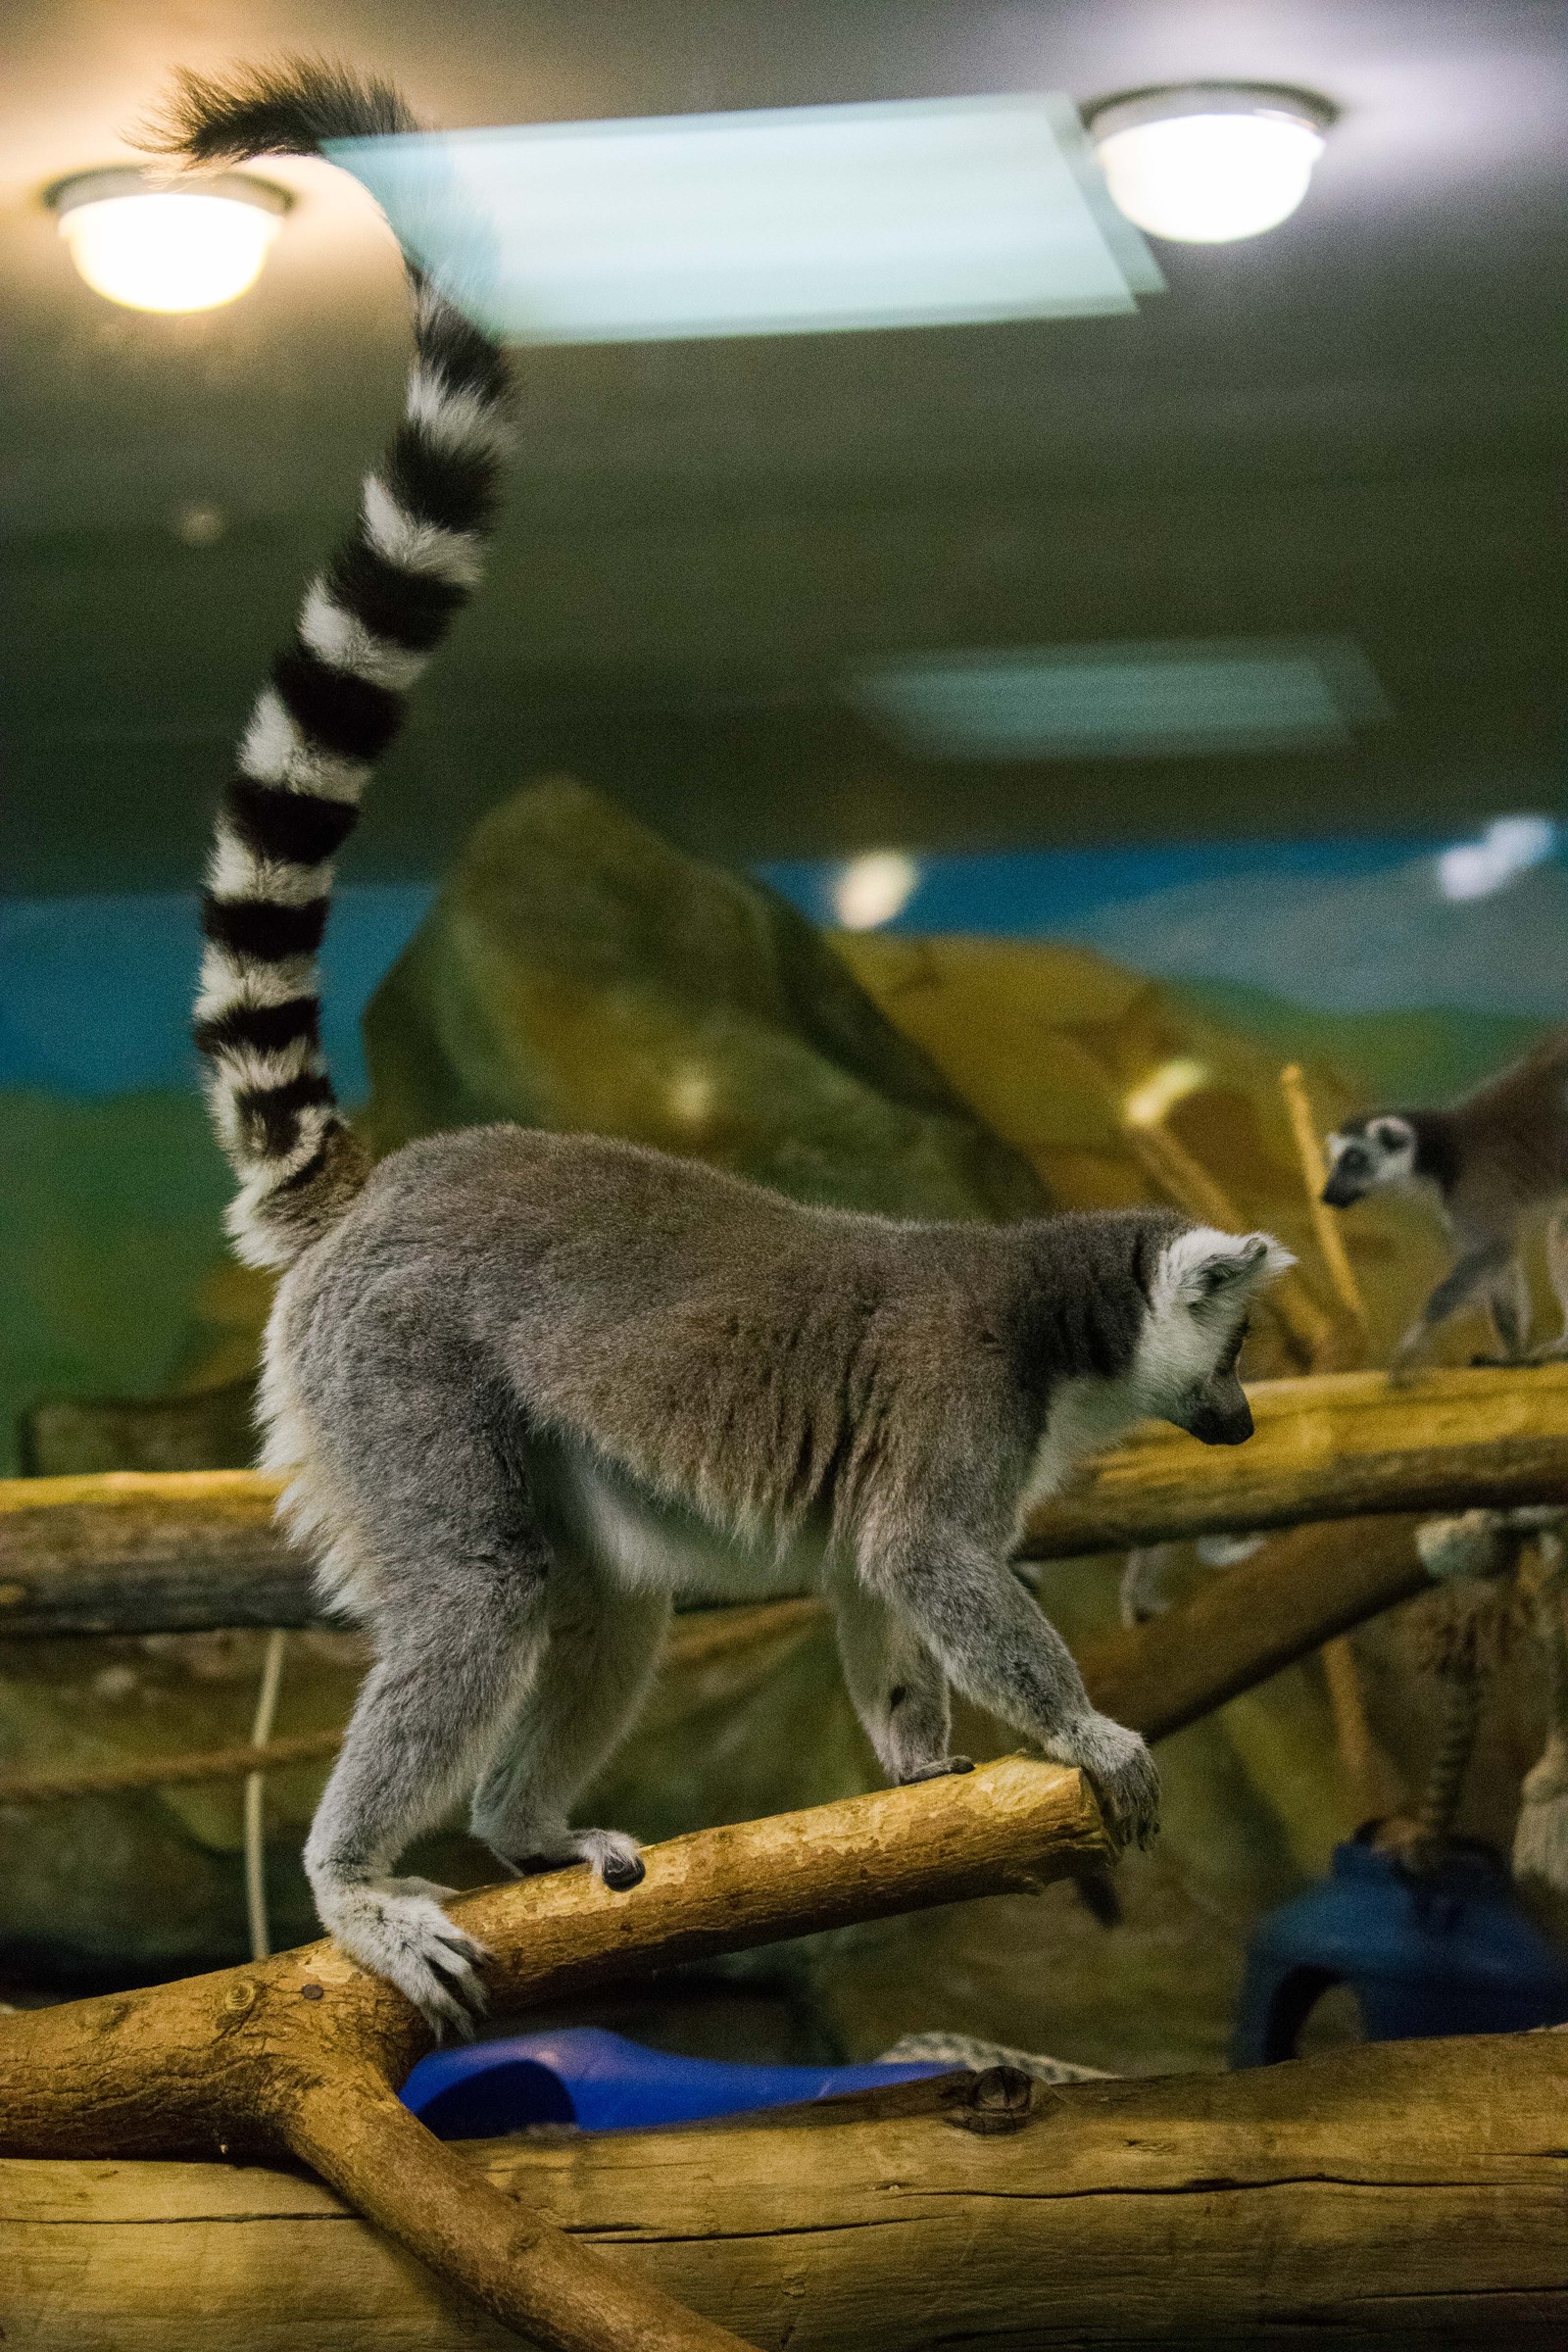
<box><xmin>324</xmin><ymin>95</ymin><xmax>1160</xmax><ymax>344</ymax></box>
<box><xmin>850</xmin><ymin>640</ymin><xmax>1389</xmax><ymax>760</ymax></box>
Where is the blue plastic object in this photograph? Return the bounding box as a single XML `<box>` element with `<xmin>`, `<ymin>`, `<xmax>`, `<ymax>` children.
<box><xmin>401</xmin><ymin>2026</ymin><xmax>950</xmax><ymax>2139</ymax></box>
<box><xmin>1233</xmin><ymin>1836</ymin><xmax>1568</xmax><ymax>2067</ymax></box>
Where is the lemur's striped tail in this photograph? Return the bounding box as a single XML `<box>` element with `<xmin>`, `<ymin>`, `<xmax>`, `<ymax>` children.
<box><xmin>152</xmin><ymin>63</ymin><xmax>512</xmax><ymax>1270</ymax></box>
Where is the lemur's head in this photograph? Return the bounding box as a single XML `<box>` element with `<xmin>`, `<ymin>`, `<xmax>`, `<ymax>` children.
<box><xmin>1321</xmin><ymin>1114</ymin><xmax>1418</xmax><ymax>1208</ymax></box>
<box><xmin>1025</xmin><ymin>1218</ymin><xmax>1294</xmax><ymax>1503</ymax></box>
<box><xmin>1138</xmin><ymin>1226</ymin><xmax>1296</xmax><ymax>1446</ymax></box>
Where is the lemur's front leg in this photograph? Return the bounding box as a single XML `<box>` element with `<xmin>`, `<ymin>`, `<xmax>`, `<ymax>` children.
<box><xmin>1390</xmin><ymin>1242</ymin><xmax>1511</xmax><ymax>1383</ymax></box>
<box><xmin>831</xmin><ymin>1572</ymin><xmax>971</xmax><ymax>1784</ymax></box>
<box><xmin>867</xmin><ymin>1531</ymin><xmax>1158</xmax><ymax>1847</ymax></box>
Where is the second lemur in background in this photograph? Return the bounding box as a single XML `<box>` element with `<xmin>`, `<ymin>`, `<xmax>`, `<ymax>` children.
<box><xmin>1323</xmin><ymin>1030</ymin><xmax>1568</xmax><ymax>1376</ymax></box>
<box><xmin>161</xmin><ymin>60</ymin><xmax>1294</xmax><ymax>2036</ymax></box>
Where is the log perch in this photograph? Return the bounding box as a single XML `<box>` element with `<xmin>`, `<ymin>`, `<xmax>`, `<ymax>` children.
<box><xmin>0</xmin><ymin>1757</ymin><xmax>1106</xmax><ymax>2352</ymax></box>
<box><xmin>4</xmin><ymin>1365</ymin><xmax>1566</xmax><ymax>1637</ymax></box>
<box><xmin>7</xmin><ymin>2030</ymin><xmax>1565</xmax><ymax>2350</ymax></box>
<box><xmin>1018</xmin><ymin>1360</ymin><xmax>1568</xmax><ymax>1559</ymax></box>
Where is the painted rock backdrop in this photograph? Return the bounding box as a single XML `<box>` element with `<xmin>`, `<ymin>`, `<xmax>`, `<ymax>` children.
<box><xmin>2</xmin><ymin>781</ymin><xmax>1551</xmax><ymax>2072</ymax></box>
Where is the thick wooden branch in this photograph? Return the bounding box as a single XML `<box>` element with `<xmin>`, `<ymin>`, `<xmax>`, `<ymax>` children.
<box><xmin>8</xmin><ymin>2031</ymin><xmax>1567</xmax><ymax>2349</ymax></box>
<box><xmin>5</xmin><ymin>1367</ymin><xmax>1566</xmax><ymax>1636</ymax></box>
<box><xmin>0</xmin><ymin>1758</ymin><xmax>1103</xmax><ymax>2348</ymax></box>
<box><xmin>0</xmin><ymin>1755</ymin><xmax>1107</xmax><ymax>2161</ymax></box>
<box><xmin>1079</xmin><ymin>1515</ymin><xmax>1432</xmax><ymax>1743</ymax></box>
<box><xmin>1020</xmin><ymin>1360</ymin><xmax>1568</xmax><ymax>1558</ymax></box>
<box><xmin>286</xmin><ymin>2055</ymin><xmax>753</xmax><ymax>2352</ymax></box>
<box><xmin>0</xmin><ymin>1467</ymin><xmax>307</xmax><ymax>1634</ymax></box>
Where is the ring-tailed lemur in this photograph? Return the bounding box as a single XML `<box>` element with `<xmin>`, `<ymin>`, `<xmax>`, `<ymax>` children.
<box><xmin>1323</xmin><ymin>1031</ymin><xmax>1568</xmax><ymax>1379</ymax></box>
<box><xmin>165</xmin><ymin>61</ymin><xmax>1294</xmax><ymax>2035</ymax></box>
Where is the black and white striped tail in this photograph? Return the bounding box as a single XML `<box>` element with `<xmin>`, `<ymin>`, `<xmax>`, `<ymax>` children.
<box><xmin>155</xmin><ymin>64</ymin><xmax>512</xmax><ymax>1269</ymax></box>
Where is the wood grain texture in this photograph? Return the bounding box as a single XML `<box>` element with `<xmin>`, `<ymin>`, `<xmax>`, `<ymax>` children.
<box><xmin>0</xmin><ymin>1759</ymin><xmax>1105</xmax><ymax>2350</ymax></box>
<box><xmin>1020</xmin><ymin>1362</ymin><xmax>1568</xmax><ymax>1559</ymax></box>
<box><xmin>5</xmin><ymin>1368</ymin><xmax>1566</xmax><ymax>1635</ymax></box>
<box><xmin>0</xmin><ymin>1757</ymin><xmax>1109</xmax><ymax>2160</ymax></box>
<box><xmin>6</xmin><ymin>2031</ymin><xmax>1566</xmax><ymax>2350</ymax></box>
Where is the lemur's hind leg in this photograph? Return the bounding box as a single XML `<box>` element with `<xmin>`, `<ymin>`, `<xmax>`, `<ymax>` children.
<box><xmin>470</xmin><ymin>1570</ymin><xmax>669</xmax><ymax>1890</ymax></box>
<box><xmin>1526</xmin><ymin>1207</ymin><xmax>1568</xmax><ymax>1363</ymax></box>
<box><xmin>1471</xmin><ymin>1253</ymin><xmax>1533</xmax><ymax>1365</ymax></box>
<box><xmin>304</xmin><ymin>1549</ymin><xmax>545</xmax><ymax>2037</ymax></box>
<box><xmin>831</xmin><ymin>1571</ymin><xmax>970</xmax><ymax>1784</ymax></box>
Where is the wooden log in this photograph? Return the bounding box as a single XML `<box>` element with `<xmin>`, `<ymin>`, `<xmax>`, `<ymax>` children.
<box><xmin>1019</xmin><ymin>1361</ymin><xmax>1568</xmax><ymax>1560</ymax></box>
<box><xmin>0</xmin><ymin>1756</ymin><xmax>1109</xmax><ymax>2160</ymax></box>
<box><xmin>0</xmin><ymin>1760</ymin><xmax>1106</xmax><ymax>2349</ymax></box>
<box><xmin>1079</xmin><ymin>1515</ymin><xmax>1432</xmax><ymax>1744</ymax></box>
<box><xmin>0</xmin><ymin>1467</ymin><xmax>308</xmax><ymax>1635</ymax></box>
<box><xmin>6</xmin><ymin>2030</ymin><xmax>1565</xmax><ymax>2350</ymax></box>
<box><xmin>5</xmin><ymin>1367</ymin><xmax>1566</xmax><ymax>1636</ymax></box>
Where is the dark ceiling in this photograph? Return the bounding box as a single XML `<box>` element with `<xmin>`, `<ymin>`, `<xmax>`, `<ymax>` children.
<box><xmin>4</xmin><ymin>0</ymin><xmax>1565</xmax><ymax>894</ymax></box>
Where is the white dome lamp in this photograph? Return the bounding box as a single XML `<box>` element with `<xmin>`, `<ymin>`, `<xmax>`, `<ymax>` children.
<box><xmin>1084</xmin><ymin>84</ymin><xmax>1337</xmax><ymax>245</ymax></box>
<box><xmin>46</xmin><ymin>167</ymin><xmax>291</xmax><ymax>313</ymax></box>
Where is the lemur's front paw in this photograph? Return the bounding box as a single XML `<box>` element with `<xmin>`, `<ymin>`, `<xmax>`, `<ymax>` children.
<box><xmin>1048</xmin><ymin>1714</ymin><xmax>1160</xmax><ymax>1849</ymax></box>
<box><xmin>316</xmin><ymin>1875</ymin><xmax>488</xmax><ymax>2039</ymax></box>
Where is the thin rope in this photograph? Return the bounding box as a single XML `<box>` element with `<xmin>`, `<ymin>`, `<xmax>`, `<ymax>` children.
<box><xmin>244</xmin><ymin>1630</ymin><xmax>288</xmax><ymax>1962</ymax></box>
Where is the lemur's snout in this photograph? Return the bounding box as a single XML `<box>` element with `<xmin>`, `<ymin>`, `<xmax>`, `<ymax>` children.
<box><xmin>1182</xmin><ymin>1391</ymin><xmax>1254</xmax><ymax>1446</ymax></box>
<box><xmin>1320</xmin><ymin>1170</ymin><xmax>1359</xmax><ymax>1209</ymax></box>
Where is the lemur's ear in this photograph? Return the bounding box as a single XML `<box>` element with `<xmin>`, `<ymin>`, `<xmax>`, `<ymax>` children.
<box><xmin>1161</xmin><ymin>1227</ymin><xmax>1296</xmax><ymax>1308</ymax></box>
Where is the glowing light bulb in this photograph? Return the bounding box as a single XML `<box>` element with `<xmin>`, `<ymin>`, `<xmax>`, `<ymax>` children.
<box><xmin>48</xmin><ymin>170</ymin><xmax>289</xmax><ymax>313</ymax></box>
<box><xmin>1086</xmin><ymin>86</ymin><xmax>1334</xmax><ymax>245</ymax></box>
<box><xmin>833</xmin><ymin>851</ymin><xmax>920</xmax><ymax>930</ymax></box>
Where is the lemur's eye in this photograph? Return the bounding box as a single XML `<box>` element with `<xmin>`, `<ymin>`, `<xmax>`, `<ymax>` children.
<box><xmin>1221</xmin><ymin>1319</ymin><xmax>1250</xmax><ymax>1372</ymax></box>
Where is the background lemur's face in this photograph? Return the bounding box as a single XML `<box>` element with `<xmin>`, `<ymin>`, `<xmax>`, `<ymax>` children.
<box><xmin>1321</xmin><ymin>1116</ymin><xmax>1418</xmax><ymax>1207</ymax></box>
<box><xmin>1137</xmin><ymin>1226</ymin><xmax>1296</xmax><ymax>1446</ymax></box>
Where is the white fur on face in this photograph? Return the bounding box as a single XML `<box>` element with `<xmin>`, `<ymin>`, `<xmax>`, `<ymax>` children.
<box><xmin>1018</xmin><ymin>1225</ymin><xmax>1294</xmax><ymax>1514</ymax></box>
<box><xmin>1135</xmin><ymin>1226</ymin><xmax>1295</xmax><ymax>1418</ymax></box>
<box><xmin>1327</xmin><ymin>1118</ymin><xmax>1417</xmax><ymax>1192</ymax></box>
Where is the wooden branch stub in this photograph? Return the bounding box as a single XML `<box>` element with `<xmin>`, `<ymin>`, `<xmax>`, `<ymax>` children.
<box><xmin>1079</xmin><ymin>1515</ymin><xmax>1431</xmax><ymax>1743</ymax></box>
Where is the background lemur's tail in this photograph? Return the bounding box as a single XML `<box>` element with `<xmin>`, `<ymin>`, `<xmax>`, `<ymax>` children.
<box><xmin>153</xmin><ymin>63</ymin><xmax>512</xmax><ymax>1270</ymax></box>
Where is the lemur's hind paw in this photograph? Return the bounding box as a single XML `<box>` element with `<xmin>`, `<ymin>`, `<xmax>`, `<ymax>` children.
<box><xmin>497</xmin><ymin>1825</ymin><xmax>646</xmax><ymax>1893</ymax></box>
<box><xmin>578</xmin><ymin>1827</ymin><xmax>646</xmax><ymax>1889</ymax></box>
<box><xmin>317</xmin><ymin>1876</ymin><xmax>488</xmax><ymax>2039</ymax></box>
<box><xmin>898</xmin><ymin>1755</ymin><xmax>975</xmax><ymax>1784</ymax></box>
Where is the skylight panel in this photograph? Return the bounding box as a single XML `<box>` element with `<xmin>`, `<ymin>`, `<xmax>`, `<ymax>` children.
<box><xmin>850</xmin><ymin>639</ymin><xmax>1389</xmax><ymax>760</ymax></box>
<box><xmin>325</xmin><ymin>94</ymin><xmax>1160</xmax><ymax>344</ymax></box>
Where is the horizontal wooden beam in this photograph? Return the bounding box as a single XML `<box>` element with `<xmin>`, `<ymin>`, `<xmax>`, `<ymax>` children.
<box><xmin>3</xmin><ymin>1367</ymin><xmax>1564</xmax><ymax>1638</ymax></box>
<box><xmin>7</xmin><ymin>2030</ymin><xmax>1565</xmax><ymax>2350</ymax></box>
<box><xmin>0</xmin><ymin>1467</ymin><xmax>304</xmax><ymax>1635</ymax></box>
<box><xmin>1018</xmin><ymin>1361</ymin><xmax>1568</xmax><ymax>1559</ymax></box>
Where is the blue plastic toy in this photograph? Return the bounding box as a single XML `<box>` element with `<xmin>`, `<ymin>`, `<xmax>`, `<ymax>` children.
<box><xmin>401</xmin><ymin>2026</ymin><xmax>951</xmax><ymax>2138</ymax></box>
<box><xmin>1233</xmin><ymin>1835</ymin><xmax>1568</xmax><ymax>2067</ymax></box>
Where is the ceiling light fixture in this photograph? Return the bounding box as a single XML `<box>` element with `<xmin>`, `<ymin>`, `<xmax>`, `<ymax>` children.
<box><xmin>1084</xmin><ymin>84</ymin><xmax>1336</xmax><ymax>244</ymax></box>
<box><xmin>324</xmin><ymin>94</ymin><xmax>1162</xmax><ymax>344</ymax></box>
<box><xmin>46</xmin><ymin>168</ymin><xmax>290</xmax><ymax>313</ymax></box>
